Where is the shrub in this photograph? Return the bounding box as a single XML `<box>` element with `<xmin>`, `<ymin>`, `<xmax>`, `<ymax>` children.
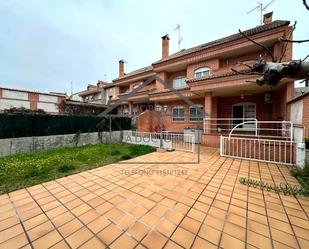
<box><xmin>121</xmin><ymin>155</ymin><xmax>132</xmax><ymax>160</ymax></box>
<box><xmin>0</xmin><ymin>113</ymin><xmax>131</xmax><ymax>139</ymax></box>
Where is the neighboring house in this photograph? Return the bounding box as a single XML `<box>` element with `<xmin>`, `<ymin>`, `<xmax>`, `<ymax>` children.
<box><xmin>70</xmin><ymin>81</ymin><xmax>116</xmax><ymax>105</ymax></box>
<box><xmin>79</xmin><ymin>81</ymin><xmax>109</xmax><ymax>104</ymax></box>
<box><xmin>108</xmin><ymin>13</ymin><xmax>295</xmax><ymax>147</ymax></box>
<box><xmin>0</xmin><ymin>86</ymin><xmax>67</xmax><ymax>114</ymax></box>
<box><xmin>287</xmin><ymin>92</ymin><xmax>309</xmax><ymax>139</ymax></box>
<box><xmin>294</xmin><ymin>79</ymin><xmax>309</xmax><ymax>97</ymax></box>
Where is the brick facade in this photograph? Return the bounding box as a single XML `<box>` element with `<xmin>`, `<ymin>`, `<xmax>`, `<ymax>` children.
<box><xmin>107</xmin><ymin>19</ymin><xmax>300</xmax><ymax>147</ymax></box>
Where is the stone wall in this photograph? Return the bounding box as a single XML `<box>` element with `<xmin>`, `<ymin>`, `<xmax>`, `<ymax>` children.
<box><xmin>0</xmin><ymin>131</ymin><xmax>125</xmax><ymax>157</ymax></box>
<box><xmin>122</xmin><ymin>131</ymin><xmax>172</xmax><ymax>150</ymax></box>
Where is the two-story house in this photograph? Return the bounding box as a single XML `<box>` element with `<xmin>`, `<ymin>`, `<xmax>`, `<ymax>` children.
<box><xmin>107</xmin><ymin>13</ymin><xmax>295</xmax><ymax>147</ymax></box>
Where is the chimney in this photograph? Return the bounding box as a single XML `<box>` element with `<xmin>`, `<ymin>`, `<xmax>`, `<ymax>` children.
<box><xmin>162</xmin><ymin>34</ymin><xmax>170</xmax><ymax>59</ymax></box>
<box><xmin>263</xmin><ymin>12</ymin><xmax>273</xmax><ymax>25</ymax></box>
<box><xmin>119</xmin><ymin>59</ymin><xmax>125</xmax><ymax>77</ymax></box>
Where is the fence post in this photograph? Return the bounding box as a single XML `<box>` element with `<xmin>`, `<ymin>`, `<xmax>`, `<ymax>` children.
<box><xmin>220</xmin><ymin>136</ymin><xmax>223</xmax><ymax>156</ymax></box>
<box><xmin>290</xmin><ymin>123</ymin><xmax>294</xmax><ymax>142</ymax></box>
<box><xmin>255</xmin><ymin>120</ymin><xmax>258</xmax><ymax>137</ymax></box>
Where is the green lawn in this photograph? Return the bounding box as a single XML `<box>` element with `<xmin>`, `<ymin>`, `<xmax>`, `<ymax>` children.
<box><xmin>0</xmin><ymin>143</ymin><xmax>155</xmax><ymax>194</ymax></box>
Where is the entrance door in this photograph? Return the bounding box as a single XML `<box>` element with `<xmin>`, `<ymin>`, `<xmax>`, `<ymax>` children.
<box><xmin>232</xmin><ymin>105</ymin><xmax>243</xmax><ymax>127</ymax></box>
<box><xmin>232</xmin><ymin>103</ymin><xmax>256</xmax><ymax>130</ymax></box>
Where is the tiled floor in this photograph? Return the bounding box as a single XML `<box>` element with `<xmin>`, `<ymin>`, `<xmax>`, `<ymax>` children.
<box><xmin>1</xmin><ymin>148</ymin><xmax>309</xmax><ymax>249</ymax></box>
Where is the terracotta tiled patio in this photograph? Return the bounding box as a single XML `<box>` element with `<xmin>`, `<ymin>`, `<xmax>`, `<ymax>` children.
<box><xmin>1</xmin><ymin>148</ymin><xmax>309</xmax><ymax>249</ymax></box>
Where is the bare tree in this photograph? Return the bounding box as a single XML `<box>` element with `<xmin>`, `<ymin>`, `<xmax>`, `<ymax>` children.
<box><xmin>304</xmin><ymin>0</ymin><xmax>309</xmax><ymax>11</ymax></box>
<box><xmin>232</xmin><ymin>19</ymin><xmax>309</xmax><ymax>87</ymax></box>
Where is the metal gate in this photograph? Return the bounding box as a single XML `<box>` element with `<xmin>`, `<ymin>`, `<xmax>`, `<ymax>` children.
<box><xmin>220</xmin><ymin>136</ymin><xmax>295</xmax><ymax>165</ymax></box>
<box><xmin>122</xmin><ymin>131</ymin><xmax>195</xmax><ymax>152</ymax></box>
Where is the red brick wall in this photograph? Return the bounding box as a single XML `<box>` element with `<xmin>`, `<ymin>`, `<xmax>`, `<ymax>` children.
<box><xmin>167</xmin><ymin>70</ymin><xmax>187</xmax><ymax>88</ymax></box>
<box><xmin>159</xmin><ymin>99</ymin><xmax>204</xmax><ymax>132</ymax></box>
<box><xmin>136</xmin><ymin>110</ymin><xmax>159</xmax><ymax>132</ymax></box>
<box><xmin>221</xmin><ymin>138</ymin><xmax>295</xmax><ymax>164</ymax></box>
<box><xmin>137</xmin><ymin>99</ymin><xmax>204</xmax><ymax>133</ymax></box>
<box><xmin>28</xmin><ymin>93</ymin><xmax>38</xmax><ymax>110</ymax></box>
<box><xmin>156</xmin><ymin>71</ymin><xmax>168</xmax><ymax>90</ymax></box>
<box><xmin>217</xmin><ymin>94</ymin><xmax>272</xmax><ymax>120</ymax></box>
<box><xmin>187</xmin><ymin>59</ymin><xmax>219</xmax><ymax>79</ymax></box>
<box><xmin>202</xmin><ymin>134</ymin><xmax>220</xmax><ymax>147</ymax></box>
<box><xmin>271</xmin><ymin>85</ymin><xmax>288</xmax><ymax>120</ymax></box>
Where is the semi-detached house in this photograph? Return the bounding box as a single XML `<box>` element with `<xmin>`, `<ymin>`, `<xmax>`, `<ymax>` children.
<box><xmin>107</xmin><ymin>13</ymin><xmax>299</xmax><ymax>149</ymax></box>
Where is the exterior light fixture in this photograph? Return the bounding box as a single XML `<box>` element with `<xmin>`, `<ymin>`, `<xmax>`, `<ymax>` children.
<box><xmin>163</xmin><ymin>105</ymin><xmax>168</xmax><ymax>113</ymax></box>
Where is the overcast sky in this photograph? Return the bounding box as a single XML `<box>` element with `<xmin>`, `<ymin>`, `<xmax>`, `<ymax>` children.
<box><xmin>0</xmin><ymin>0</ymin><xmax>308</xmax><ymax>94</ymax></box>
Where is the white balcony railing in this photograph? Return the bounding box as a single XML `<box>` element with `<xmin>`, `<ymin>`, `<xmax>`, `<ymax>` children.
<box><xmin>204</xmin><ymin>118</ymin><xmax>293</xmax><ymax>141</ymax></box>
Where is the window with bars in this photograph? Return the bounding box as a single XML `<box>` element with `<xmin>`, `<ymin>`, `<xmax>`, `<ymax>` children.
<box><xmin>194</xmin><ymin>67</ymin><xmax>211</xmax><ymax>78</ymax></box>
<box><xmin>173</xmin><ymin>76</ymin><xmax>187</xmax><ymax>89</ymax></box>
<box><xmin>172</xmin><ymin>106</ymin><xmax>185</xmax><ymax>121</ymax></box>
<box><xmin>189</xmin><ymin>105</ymin><xmax>204</xmax><ymax>121</ymax></box>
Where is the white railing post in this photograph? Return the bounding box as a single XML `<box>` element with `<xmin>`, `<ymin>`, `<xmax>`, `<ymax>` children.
<box><xmin>220</xmin><ymin>136</ymin><xmax>223</xmax><ymax>156</ymax></box>
<box><xmin>255</xmin><ymin>119</ymin><xmax>258</xmax><ymax>137</ymax></box>
<box><xmin>290</xmin><ymin>122</ymin><xmax>294</xmax><ymax>142</ymax></box>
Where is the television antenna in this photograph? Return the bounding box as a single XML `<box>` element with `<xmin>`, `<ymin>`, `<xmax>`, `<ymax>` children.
<box><xmin>174</xmin><ymin>24</ymin><xmax>183</xmax><ymax>51</ymax></box>
<box><xmin>247</xmin><ymin>0</ymin><xmax>276</xmax><ymax>24</ymax></box>
<box><xmin>70</xmin><ymin>81</ymin><xmax>73</xmax><ymax>95</ymax></box>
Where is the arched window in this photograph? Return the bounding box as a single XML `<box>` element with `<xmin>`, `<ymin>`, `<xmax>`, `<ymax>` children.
<box><xmin>172</xmin><ymin>106</ymin><xmax>185</xmax><ymax>121</ymax></box>
<box><xmin>173</xmin><ymin>76</ymin><xmax>187</xmax><ymax>89</ymax></box>
<box><xmin>194</xmin><ymin>67</ymin><xmax>211</xmax><ymax>78</ymax></box>
<box><xmin>189</xmin><ymin>105</ymin><xmax>204</xmax><ymax>121</ymax></box>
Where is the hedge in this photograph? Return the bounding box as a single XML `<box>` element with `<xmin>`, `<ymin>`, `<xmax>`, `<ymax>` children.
<box><xmin>0</xmin><ymin>113</ymin><xmax>131</xmax><ymax>139</ymax></box>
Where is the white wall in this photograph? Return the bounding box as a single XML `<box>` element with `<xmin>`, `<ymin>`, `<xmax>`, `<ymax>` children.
<box><xmin>37</xmin><ymin>102</ymin><xmax>58</xmax><ymax>113</ymax></box>
<box><xmin>39</xmin><ymin>94</ymin><xmax>58</xmax><ymax>103</ymax></box>
<box><xmin>290</xmin><ymin>100</ymin><xmax>303</xmax><ymax>125</ymax></box>
<box><xmin>70</xmin><ymin>93</ymin><xmax>83</xmax><ymax>101</ymax></box>
<box><xmin>0</xmin><ymin>99</ymin><xmax>30</xmax><ymax>109</ymax></box>
<box><xmin>2</xmin><ymin>90</ymin><xmax>28</xmax><ymax>100</ymax></box>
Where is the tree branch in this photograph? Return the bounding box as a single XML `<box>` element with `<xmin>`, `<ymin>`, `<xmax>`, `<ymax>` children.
<box><xmin>236</xmin><ymin>61</ymin><xmax>253</xmax><ymax>69</ymax></box>
<box><xmin>233</xmin><ymin>60</ymin><xmax>309</xmax><ymax>87</ymax></box>
<box><xmin>231</xmin><ymin>68</ymin><xmax>269</xmax><ymax>77</ymax></box>
<box><xmin>279</xmin><ymin>38</ymin><xmax>309</xmax><ymax>43</ymax></box>
<box><xmin>303</xmin><ymin>0</ymin><xmax>309</xmax><ymax>11</ymax></box>
<box><xmin>238</xmin><ymin>29</ymin><xmax>276</xmax><ymax>62</ymax></box>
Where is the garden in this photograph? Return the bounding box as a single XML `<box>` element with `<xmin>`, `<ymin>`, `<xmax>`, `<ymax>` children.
<box><xmin>0</xmin><ymin>142</ymin><xmax>155</xmax><ymax>194</ymax></box>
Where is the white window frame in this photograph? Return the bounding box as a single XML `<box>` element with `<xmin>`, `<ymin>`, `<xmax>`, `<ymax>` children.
<box><xmin>132</xmin><ymin>108</ymin><xmax>138</xmax><ymax>116</ymax></box>
<box><xmin>133</xmin><ymin>83</ymin><xmax>140</xmax><ymax>89</ymax></box>
<box><xmin>189</xmin><ymin>105</ymin><xmax>204</xmax><ymax>121</ymax></box>
<box><xmin>194</xmin><ymin>67</ymin><xmax>211</xmax><ymax>79</ymax></box>
<box><xmin>232</xmin><ymin>102</ymin><xmax>256</xmax><ymax>130</ymax></box>
<box><xmin>172</xmin><ymin>105</ymin><xmax>185</xmax><ymax>121</ymax></box>
<box><xmin>123</xmin><ymin>107</ymin><xmax>129</xmax><ymax>117</ymax></box>
<box><xmin>155</xmin><ymin>104</ymin><xmax>162</xmax><ymax>112</ymax></box>
<box><xmin>173</xmin><ymin>76</ymin><xmax>187</xmax><ymax>89</ymax></box>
